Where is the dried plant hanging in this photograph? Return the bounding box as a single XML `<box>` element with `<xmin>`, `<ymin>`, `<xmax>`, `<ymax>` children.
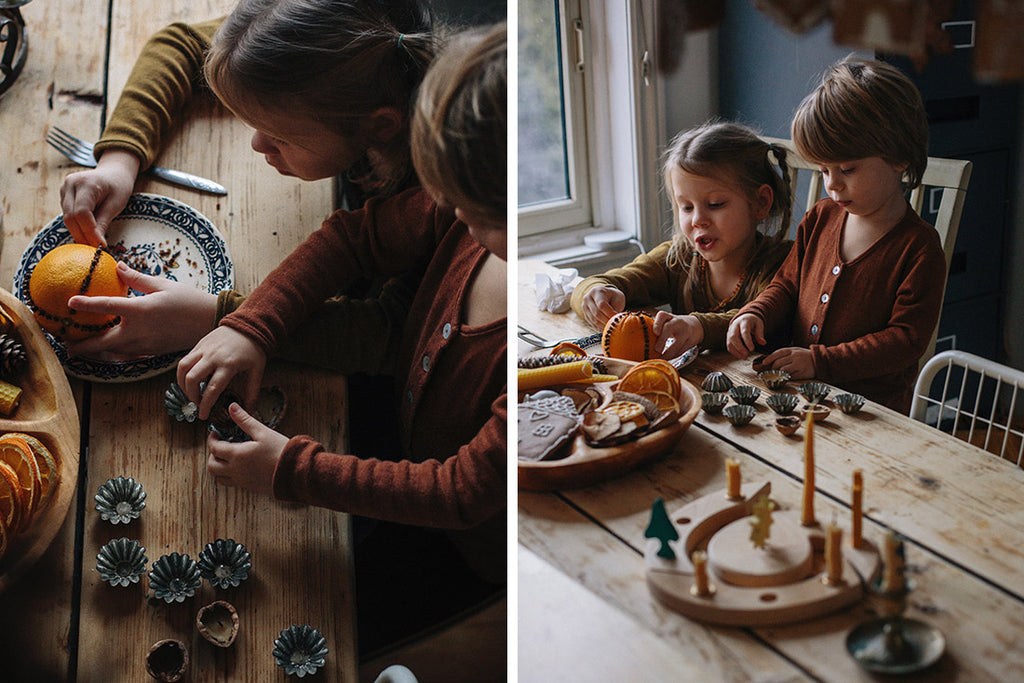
<box><xmin>831</xmin><ymin>0</ymin><xmax>928</xmax><ymax>57</ymax></box>
<box><xmin>974</xmin><ymin>0</ymin><xmax>1024</xmax><ymax>82</ymax></box>
<box><xmin>753</xmin><ymin>0</ymin><xmax>830</xmax><ymax>33</ymax></box>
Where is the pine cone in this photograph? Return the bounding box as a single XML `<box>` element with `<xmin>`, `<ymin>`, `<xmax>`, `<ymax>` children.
<box><xmin>0</xmin><ymin>334</ymin><xmax>27</xmax><ymax>379</ymax></box>
<box><xmin>517</xmin><ymin>353</ymin><xmax>607</xmax><ymax>375</ymax></box>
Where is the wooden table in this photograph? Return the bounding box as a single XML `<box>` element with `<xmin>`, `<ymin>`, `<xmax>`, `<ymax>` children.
<box><xmin>518</xmin><ymin>261</ymin><xmax>1024</xmax><ymax>681</ymax></box>
<box><xmin>0</xmin><ymin>2</ymin><xmax>356</xmax><ymax>680</ymax></box>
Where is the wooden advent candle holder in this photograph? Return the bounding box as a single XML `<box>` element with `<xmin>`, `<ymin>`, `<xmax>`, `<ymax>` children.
<box><xmin>645</xmin><ymin>481</ymin><xmax>880</xmax><ymax>626</ymax></box>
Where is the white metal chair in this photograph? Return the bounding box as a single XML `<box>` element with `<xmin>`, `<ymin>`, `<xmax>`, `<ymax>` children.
<box><xmin>911</xmin><ymin>350</ymin><xmax>1024</xmax><ymax>467</ymax></box>
<box><xmin>763</xmin><ymin>137</ymin><xmax>972</xmax><ymax>364</ymax></box>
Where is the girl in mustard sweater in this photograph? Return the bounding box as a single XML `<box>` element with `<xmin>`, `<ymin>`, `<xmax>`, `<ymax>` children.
<box><xmin>571</xmin><ymin>122</ymin><xmax>795</xmax><ymax>357</ymax></box>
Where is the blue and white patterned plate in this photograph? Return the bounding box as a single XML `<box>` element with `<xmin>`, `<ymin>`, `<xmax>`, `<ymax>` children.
<box><xmin>14</xmin><ymin>193</ymin><xmax>234</xmax><ymax>382</ymax></box>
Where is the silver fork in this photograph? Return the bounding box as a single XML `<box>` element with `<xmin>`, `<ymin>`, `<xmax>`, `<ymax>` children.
<box><xmin>45</xmin><ymin>126</ymin><xmax>228</xmax><ymax>195</ymax></box>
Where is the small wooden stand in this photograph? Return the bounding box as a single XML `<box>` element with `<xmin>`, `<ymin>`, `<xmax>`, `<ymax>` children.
<box><xmin>645</xmin><ymin>482</ymin><xmax>880</xmax><ymax>626</ymax></box>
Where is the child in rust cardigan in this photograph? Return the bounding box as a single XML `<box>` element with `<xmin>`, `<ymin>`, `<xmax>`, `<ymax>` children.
<box><xmin>727</xmin><ymin>58</ymin><xmax>946</xmax><ymax>414</ymax></box>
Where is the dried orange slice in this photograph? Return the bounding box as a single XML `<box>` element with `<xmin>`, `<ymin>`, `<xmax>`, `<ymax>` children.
<box><xmin>618</xmin><ymin>362</ymin><xmax>681</xmax><ymax>401</ymax></box>
<box><xmin>0</xmin><ymin>460</ymin><xmax>22</xmax><ymax>536</ymax></box>
<box><xmin>549</xmin><ymin>342</ymin><xmax>588</xmax><ymax>357</ymax></box>
<box><xmin>1</xmin><ymin>433</ymin><xmax>58</xmax><ymax>510</ymax></box>
<box><xmin>0</xmin><ymin>437</ymin><xmax>41</xmax><ymax>530</ymax></box>
<box><xmin>641</xmin><ymin>390</ymin><xmax>680</xmax><ymax>414</ymax></box>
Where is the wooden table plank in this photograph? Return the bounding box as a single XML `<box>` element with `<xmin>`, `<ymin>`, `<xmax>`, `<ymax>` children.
<box><xmin>78</xmin><ymin>363</ymin><xmax>354</xmax><ymax>682</ymax></box>
<box><xmin>1</xmin><ymin>1</ymin><xmax>355</xmax><ymax>680</ymax></box>
<box><xmin>518</xmin><ymin>490</ymin><xmax>813</xmax><ymax>682</ymax></box>
<box><xmin>519</xmin><ymin>546</ymin><xmax>726</xmax><ymax>681</ymax></box>
<box><xmin>0</xmin><ymin>0</ymin><xmax>107</xmax><ymax>679</ymax></box>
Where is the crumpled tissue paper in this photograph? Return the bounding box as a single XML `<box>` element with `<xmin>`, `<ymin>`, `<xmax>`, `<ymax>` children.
<box><xmin>535</xmin><ymin>268</ymin><xmax>578</xmax><ymax>313</ymax></box>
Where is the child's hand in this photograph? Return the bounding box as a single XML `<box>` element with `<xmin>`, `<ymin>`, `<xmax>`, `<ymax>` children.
<box><xmin>59</xmin><ymin>149</ymin><xmax>141</xmax><ymax>247</ymax></box>
<box><xmin>653</xmin><ymin>311</ymin><xmax>703</xmax><ymax>359</ymax></box>
<box><xmin>727</xmin><ymin>313</ymin><xmax>766</xmax><ymax>359</ymax></box>
<box><xmin>206</xmin><ymin>402</ymin><xmax>288</xmax><ymax>496</ymax></box>
<box><xmin>581</xmin><ymin>286</ymin><xmax>625</xmax><ymax>329</ymax></box>
<box><xmin>758</xmin><ymin>347</ymin><xmax>815</xmax><ymax>380</ymax></box>
<box><xmin>65</xmin><ymin>262</ymin><xmax>218</xmax><ymax>359</ymax></box>
<box><xmin>177</xmin><ymin>327</ymin><xmax>267</xmax><ymax>421</ymax></box>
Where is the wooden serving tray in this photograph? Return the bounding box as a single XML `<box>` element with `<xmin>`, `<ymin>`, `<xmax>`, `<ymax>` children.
<box><xmin>518</xmin><ymin>357</ymin><xmax>703</xmax><ymax>491</ymax></box>
<box><xmin>0</xmin><ymin>287</ymin><xmax>80</xmax><ymax>593</ymax></box>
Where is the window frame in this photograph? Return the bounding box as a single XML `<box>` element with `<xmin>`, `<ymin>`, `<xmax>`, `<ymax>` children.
<box><xmin>517</xmin><ymin>0</ymin><xmax>667</xmax><ymax>268</ymax></box>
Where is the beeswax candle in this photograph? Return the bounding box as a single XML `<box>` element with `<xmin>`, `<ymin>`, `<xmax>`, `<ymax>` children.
<box><xmin>825</xmin><ymin>522</ymin><xmax>843</xmax><ymax>584</ymax></box>
<box><xmin>801</xmin><ymin>409</ymin><xmax>816</xmax><ymax>526</ymax></box>
<box><xmin>726</xmin><ymin>458</ymin><xmax>741</xmax><ymax>499</ymax></box>
<box><xmin>691</xmin><ymin>550</ymin><xmax>712</xmax><ymax>596</ymax></box>
<box><xmin>852</xmin><ymin>470</ymin><xmax>863</xmax><ymax>548</ymax></box>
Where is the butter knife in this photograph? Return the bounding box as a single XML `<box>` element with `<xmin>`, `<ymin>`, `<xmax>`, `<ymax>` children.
<box><xmin>147</xmin><ymin>165</ymin><xmax>227</xmax><ymax>195</ymax></box>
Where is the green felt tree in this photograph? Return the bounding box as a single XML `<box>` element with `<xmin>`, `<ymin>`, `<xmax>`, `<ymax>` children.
<box><xmin>644</xmin><ymin>497</ymin><xmax>679</xmax><ymax>559</ymax></box>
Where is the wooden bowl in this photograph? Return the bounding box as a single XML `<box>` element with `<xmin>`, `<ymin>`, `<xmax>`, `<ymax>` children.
<box><xmin>0</xmin><ymin>288</ymin><xmax>80</xmax><ymax>593</ymax></box>
<box><xmin>518</xmin><ymin>357</ymin><xmax>702</xmax><ymax>491</ymax></box>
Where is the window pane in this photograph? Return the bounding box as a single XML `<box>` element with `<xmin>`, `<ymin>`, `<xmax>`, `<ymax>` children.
<box><xmin>518</xmin><ymin>0</ymin><xmax>570</xmax><ymax>206</ymax></box>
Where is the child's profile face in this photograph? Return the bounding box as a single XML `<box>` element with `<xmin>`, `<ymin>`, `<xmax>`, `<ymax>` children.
<box><xmin>243</xmin><ymin>108</ymin><xmax>368</xmax><ymax>182</ymax></box>
<box><xmin>670</xmin><ymin>169</ymin><xmax>770</xmax><ymax>263</ymax></box>
<box><xmin>817</xmin><ymin>156</ymin><xmax>908</xmax><ymax>221</ymax></box>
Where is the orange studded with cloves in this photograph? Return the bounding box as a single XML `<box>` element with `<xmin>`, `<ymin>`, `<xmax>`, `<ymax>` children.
<box><xmin>601</xmin><ymin>311</ymin><xmax>656</xmax><ymax>361</ymax></box>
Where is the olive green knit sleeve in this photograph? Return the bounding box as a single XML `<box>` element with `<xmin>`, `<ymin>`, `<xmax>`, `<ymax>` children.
<box><xmin>94</xmin><ymin>18</ymin><xmax>223</xmax><ymax>169</ymax></box>
<box><xmin>569</xmin><ymin>241</ymin><xmax>682</xmax><ymax>321</ymax></box>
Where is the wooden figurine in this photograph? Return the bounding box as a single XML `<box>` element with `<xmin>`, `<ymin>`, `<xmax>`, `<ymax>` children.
<box><xmin>645</xmin><ymin>497</ymin><xmax>679</xmax><ymax>560</ymax></box>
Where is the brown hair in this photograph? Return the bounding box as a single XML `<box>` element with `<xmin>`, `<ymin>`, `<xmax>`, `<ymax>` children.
<box><xmin>411</xmin><ymin>22</ymin><xmax>506</xmax><ymax>225</ymax></box>
<box><xmin>792</xmin><ymin>57</ymin><xmax>928</xmax><ymax>188</ymax></box>
<box><xmin>204</xmin><ymin>0</ymin><xmax>438</xmax><ymax>196</ymax></box>
<box><xmin>663</xmin><ymin>121</ymin><xmax>794</xmax><ymax>271</ymax></box>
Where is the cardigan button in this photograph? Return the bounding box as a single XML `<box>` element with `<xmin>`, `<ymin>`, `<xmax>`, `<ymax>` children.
<box><xmin>407</xmin><ymin>390</ymin><xmax>414</xmax><ymax>404</ymax></box>
<box><xmin>811</xmin><ymin>324</ymin><xmax>819</xmax><ymax>336</ymax></box>
<box><xmin>422</xmin><ymin>355</ymin><xmax>431</xmax><ymax>372</ymax></box>
<box><xmin>820</xmin><ymin>293</ymin><xmax>829</xmax><ymax>304</ymax></box>
<box><xmin>442</xmin><ymin>322</ymin><xmax>452</xmax><ymax>339</ymax></box>
<box><xmin>832</xmin><ymin>265</ymin><xmax>841</xmax><ymax>275</ymax></box>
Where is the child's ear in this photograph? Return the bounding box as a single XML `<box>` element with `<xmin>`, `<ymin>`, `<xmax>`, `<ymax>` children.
<box><xmin>366</xmin><ymin>107</ymin><xmax>405</xmax><ymax>144</ymax></box>
<box><xmin>754</xmin><ymin>183</ymin><xmax>774</xmax><ymax>220</ymax></box>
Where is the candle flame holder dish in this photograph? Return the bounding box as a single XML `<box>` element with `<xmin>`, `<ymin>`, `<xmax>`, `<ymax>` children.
<box><xmin>95</xmin><ymin>476</ymin><xmax>146</xmax><ymax>524</ymax></box>
<box><xmin>834</xmin><ymin>393</ymin><xmax>866</xmax><ymax>414</ymax></box>
<box><xmin>701</xmin><ymin>371</ymin><xmax>733</xmax><ymax>393</ymax></box>
<box><xmin>146</xmin><ymin>638</ymin><xmax>188</xmax><ymax>682</ymax></box>
<box><xmin>799</xmin><ymin>382</ymin><xmax>831</xmax><ymax>403</ymax></box>
<box><xmin>197</xmin><ymin>538</ymin><xmax>251</xmax><ymax>589</ymax></box>
<box><xmin>722</xmin><ymin>404</ymin><xmax>756</xmax><ymax>427</ymax></box>
<box><xmin>728</xmin><ymin>385</ymin><xmax>761</xmax><ymax>405</ymax></box>
<box><xmin>766</xmin><ymin>393</ymin><xmax>799</xmax><ymax>415</ymax></box>
<box><xmin>196</xmin><ymin>600</ymin><xmax>239</xmax><ymax>648</ymax></box>
<box><xmin>757</xmin><ymin>369</ymin><xmax>791</xmax><ymax>390</ymax></box>
<box><xmin>273</xmin><ymin>624</ymin><xmax>329</xmax><ymax>677</ymax></box>
<box><xmin>148</xmin><ymin>552</ymin><xmax>201</xmax><ymax>603</ymax></box>
<box><xmin>96</xmin><ymin>537</ymin><xmax>148</xmax><ymax>587</ymax></box>
<box><xmin>701</xmin><ymin>392</ymin><xmax>728</xmax><ymax>415</ymax></box>
<box><xmin>846</xmin><ymin>616</ymin><xmax>945</xmax><ymax>675</ymax></box>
